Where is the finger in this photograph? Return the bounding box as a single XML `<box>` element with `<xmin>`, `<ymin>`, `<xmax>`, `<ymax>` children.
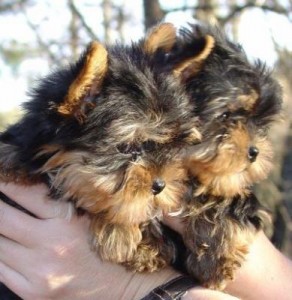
<box><xmin>0</xmin><ymin>260</ymin><xmax>31</xmax><ymax>299</ymax></box>
<box><xmin>162</xmin><ymin>214</ymin><xmax>185</xmax><ymax>235</ymax></box>
<box><xmin>0</xmin><ymin>182</ymin><xmax>74</xmax><ymax>219</ymax></box>
<box><xmin>0</xmin><ymin>199</ymin><xmax>40</xmax><ymax>246</ymax></box>
<box><xmin>0</xmin><ymin>236</ymin><xmax>32</xmax><ymax>274</ymax></box>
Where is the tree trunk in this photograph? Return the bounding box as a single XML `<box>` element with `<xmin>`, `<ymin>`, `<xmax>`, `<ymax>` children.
<box><xmin>68</xmin><ymin>0</ymin><xmax>79</xmax><ymax>60</ymax></box>
<box><xmin>143</xmin><ymin>0</ymin><xmax>164</xmax><ymax>31</ymax></box>
<box><xmin>194</xmin><ymin>0</ymin><xmax>219</xmax><ymax>24</ymax></box>
<box><xmin>102</xmin><ymin>0</ymin><xmax>113</xmax><ymax>43</ymax></box>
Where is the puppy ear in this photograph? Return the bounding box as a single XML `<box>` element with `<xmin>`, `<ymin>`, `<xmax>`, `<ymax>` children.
<box><xmin>58</xmin><ymin>41</ymin><xmax>108</xmax><ymax>123</ymax></box>
<box><xmin>238</xmin><ymin>90</ymin><xmax>259</xmax><ymax>111</ymax></box>
<box><xmin>173</xmin><ymin>35</ymin><xmax>214</xmax><ymax>81</ymax></box>
<box><xmin>144</xmin><ymin>23</ymin><xmax>176</xmax><ymax>54</ymax></box>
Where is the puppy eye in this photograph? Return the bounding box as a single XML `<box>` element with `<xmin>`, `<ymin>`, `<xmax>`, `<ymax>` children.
<box><xmin>220</xmin><ymin>111</ymin><xmax>230</xmax><ymax>120</ymax></box>
<box><xmin>117</xmin><ymin>143</ymin><xmax>131</xmax><ymax>154</ymax></box>
<box><xmin>142</xmin><ymin>140</ymin><xmax>157</xmax><ymax>152</ymax></box>
<box><xmin>117</xmin><ymin>143</ymin><xmax>142</xmax><ymax>161</ymax></box>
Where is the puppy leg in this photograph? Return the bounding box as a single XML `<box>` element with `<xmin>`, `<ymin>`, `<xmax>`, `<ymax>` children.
<box><xmin>124</xmin><ymin>222</ymin><xmax>173</xmax><ymax>272</ymax></box>
<box><xmin>91</xmin><ymin>219</ymin><xmax>142</xmax><ymax>263</ymax></box>
<box><xmin>184</xmin><ymin>215</ymin><xmax>255</xmax><ymax>290</ymax></box>
<box><xmin>124</xmin><ymin>239</ymin><xmax>167</xmax><ymax>272</ymax></box>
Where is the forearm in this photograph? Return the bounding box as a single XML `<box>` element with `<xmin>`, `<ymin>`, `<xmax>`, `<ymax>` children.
<box><xmin>64</xmin><ymin>262</ymin><xmax>180</xmax><ymax>300</ymax></box>
<box><xmin>0</xmin><ymin>182</ymin><xmax>181</xmax><ymax>300</ymax></box>
<box><xmin>1</xmin><ymin>183</ymin><xmax>291</xmax><ymax>300</ymax></box>
<box><xmin>164</xmin><ymin>214</ymin><xmax>292</xmax><ymax>300</ymax></box>
<box><xmin>225</xmin><ymin>231</ymin><xmax>292</xmax><ymax>300</ymax></box>
<box><xmin>184</xmin><ymin>231</ymin><xmax>292</xmax><ymax>300</ymax></box>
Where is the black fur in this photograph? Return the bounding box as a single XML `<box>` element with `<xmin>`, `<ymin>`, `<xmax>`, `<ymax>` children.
<box><xmin>159</xmin><ymin>24</ymin><xmax>282</xmax><ymax>288</ymax></box>
<box><xmin>166</xmin><ymin>24</ymin><xmax>282</xmax><ymax>129</ymax></box>
<box><xmin>0</xmin><ymin>23</ymin><xmax>283</xmax><ymax>296</ymax></box>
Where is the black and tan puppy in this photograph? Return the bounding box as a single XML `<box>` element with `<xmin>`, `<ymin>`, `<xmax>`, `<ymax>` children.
<box><xmin>0</xmin><ymin>24</ymin><xmax>206</xmax><ymax>273</ymax></box>
<box><xmin>162</xmin><ymin>24</ymin><xmax>283</xmax><ymax>289</ymax></box>
<box><xmin>0</xmin><ymin>22</ymin><xmax>282</xmax><ymax>293</ymax></box>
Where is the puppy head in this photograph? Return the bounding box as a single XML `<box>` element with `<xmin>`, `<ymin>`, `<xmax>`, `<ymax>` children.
<box><xmin>165</xmin><ymin>24</ymin><xmax>282</xmax><ymax>197</ymax></box>
<box><xmin>185</xmin><ymin>116</ymin><xmax>273</xmax><ymax>198</ymax></box>
<box><xmin>27</xmin><ymin>28</ymin><xmax>204</xmax><ymax>226</ymax></box>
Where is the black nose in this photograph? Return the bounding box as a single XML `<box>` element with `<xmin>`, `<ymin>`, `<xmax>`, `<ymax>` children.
<box><xmin>248</xmin><ymin>146</ymin><xmax>259</xmax><ymax>162</ymax></box>
<box><xmin>152</xmin><ymin>179</ymin><xmax>166</xmax><ymax>195</ymax></box>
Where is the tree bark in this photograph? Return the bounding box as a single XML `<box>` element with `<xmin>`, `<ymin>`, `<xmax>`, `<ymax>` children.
<box><xmin>194</xmin><ymin>0</ymin><xmax>219</xmax><ymax>24</ymax></box>
<box><xmin>143</xmin><ymin>0</ymin><xmax>165</xmax><ymax>31</ymax></box>
<box><xmin>68</xmin><ymin>0</ymin><xmax>79</xmax><ymax>60</ymax></box>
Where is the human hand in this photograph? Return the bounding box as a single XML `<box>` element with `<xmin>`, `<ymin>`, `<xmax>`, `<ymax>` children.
<box><xmin>2</xmin><ymin>183</ymin><xmax>290</xmax><ymax>300</ymax></box>
<box><xmin>163</xmin><ymin>213</ymin><xmax>292</xmax><ymax>300</ymax></box>
<box><xmin>0</xmin><ymin>182</ymin><xmax>179</xmax><ymax>300</ymax></box>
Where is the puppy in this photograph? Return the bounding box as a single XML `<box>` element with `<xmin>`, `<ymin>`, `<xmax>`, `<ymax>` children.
<box><xmin>0</xmin><ymin>22</ymin><xmax>282</xmax><ymax>291</ymax></box>
<box><xmin>162</xmin><ymin>24</ymin><xmax>283</xmax><ymax>289</ymax></box>
<box><xmin>0</xmin><ymin>23</ymin><xmax>208</xmax><ymax>272</ymax></box>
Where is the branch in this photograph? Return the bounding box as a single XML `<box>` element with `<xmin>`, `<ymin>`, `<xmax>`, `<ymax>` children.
<box><xmin>19</xmin><ymin>3</ymin><xmax>59</xmax><ymax>63</ymax></box>
<box><xmin>143</xmin><ymin>0</ymin><xmax>165</xmax><ymax>30</ymax></box>
<box><xmin>162</xmin><ymin>5</ymin><xmax>212</xmax><ymax>14</ymax></box>
<box><xmin>67</xmin><ymin>0</ymin><xmax>98</xmax><ymax>40</ymax></box>
<box><xmin>162</xmin><ymin>3</ymin><xmax>290</xmax><ymax>25</ymax></box>
<box><xmin>0</xmin><ymin>0</ymin><xmax>28</xmax><ymax>14</ymax></box>
<box><xmin>220</xmin><ymin>3</ymin><xmax>290</xmax><ymax>25</ymax></box>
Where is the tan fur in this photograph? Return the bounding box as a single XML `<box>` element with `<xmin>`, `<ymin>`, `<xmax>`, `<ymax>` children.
<box><xmin>108</xmin><ymin>109</ymin><xmax>201</xmax><ymax>147</ymax></box>
<box><xmin>144</xmin><ymin>23</ymin><xmax>176</xmax><ymax>54</ymax></box>
<box><xmin>173</xmin><ymin>35</ymin><xmax>215</xmax><ymax>79</ymax></box>
<box><xmin>58</xmin><ymin>41</ymin><xmax>108</xmax><ymax>121</ymax></box>
<box><xmin>39</xmin><ymin>149</ymin><xmax>116</xmax><ymax>211</ymax></box>
<box><xmin>0</xmin><ymin>22</ymin><xmax>280</xmax><ymax>293</ymax></box>
<box><xmin>154</xmin><ymin>161</ymin><xmax>188</xmax><ymax>212</ymax></box>
<box><xmin>184</xmin><ymin>203</ymin><xmax>257</xmax><ymax>290</ymax></box>
<box><xmin>109</xmin><ymin>114</ymin><xmax>176</xmax><ymax>145</ymax></box>
<box><xmin>186</xmin><ymin>124</ymin><xmax>273</xmax><ymax>198</ymax></box>
<box><xmin>184</xmin><ymin>127</ymin><xmax>202</xmax><ymax>144</ymax></box>
<box><xmin>36</xmin><ymin>145</ymin><xmax>188</xmax><ymax>266</ymax></box>
<box><xmin>124</xmin><ymin>234</ymin><xmax>168</xmax><ymax>272</ymax></box>
<box><xmin>92</xmin><ymin>221</ymin><xmax>142</xmax><ymax>263</ymax></box>
<box><xmin>226</xmin><ymin>89</ymin><xmax>259</xmax><ymax>112</ymax></box>
<box><xmin>206</xmin><ymin>226</ymin><xmax>255</xmax><ymax>290</ymax></box>
<box><xmin>105</xmin><ymin>163</ymin><xmax>155</xmax><ymax>225</ymax></box>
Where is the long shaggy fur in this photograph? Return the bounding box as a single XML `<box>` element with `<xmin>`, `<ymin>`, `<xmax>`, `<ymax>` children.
<box><xmin>0</xmin><ymin>23</ymin><xmax>283</xmax><ymax>292</ymax></box>
<box><xmin>161</xmin><ymin>24</ymin><xmax>282</xmax><ymax>289</ymax></box>
<box><xmin>0</xmin><ymin>25</ymin><xmax>200</xmax><ymax>274</ymax></box>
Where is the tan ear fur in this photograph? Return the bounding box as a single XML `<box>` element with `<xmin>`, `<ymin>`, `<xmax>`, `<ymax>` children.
<box><xmin>144</xmin><ymin>23</ymin><xmax>176</xmax><ymax>54</ymax></box>
<box><xmin>173</xmin><ymin>35</ymin><xmax>215</xmax><ymax>80</ymax></box>
<box><xmin>58</xmin><ymin>41</ymin><xmax>108</xmax><ymax>122</ymax></box>
<box><xmin>237</xmin><ymin>90</ymin><xmax>259</xmax><ymax>111</ymax></box>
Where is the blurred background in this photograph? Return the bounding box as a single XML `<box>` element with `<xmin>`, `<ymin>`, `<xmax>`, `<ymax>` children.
<box><xmin>0</xmin><ymin>0</ymin><xmax>291</xmax><ymax>257</ymax></box>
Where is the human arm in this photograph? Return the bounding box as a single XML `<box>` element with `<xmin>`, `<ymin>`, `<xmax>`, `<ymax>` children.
<box><xmin>164</xmin><ymin>215</ymin><xmax>292</xmax><ymax>300</ymax></box>
<box><xmin>225</xmin><ymin>230</ymin><xmax>292</xmax><ymax>300</ymax></box>
<box><xmin>0</xmin><ymin>183</ymin><xmax>239</xmax><ymax>300</ymax></box>
<box><xmin>1</xmin><ymin>183</ymin><xmax>291</xmax><ymax>300</ymax></box>
<box><xmin>0</xmin><ymin>182</ymin><xmax>179</xmax><ymax>300</ymax></box>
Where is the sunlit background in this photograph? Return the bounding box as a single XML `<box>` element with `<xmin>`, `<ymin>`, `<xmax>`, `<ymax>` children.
<box><xmin>0</xmin><ymin>0</ymin><xmax>292</xmax><ymax>256</ymax></box>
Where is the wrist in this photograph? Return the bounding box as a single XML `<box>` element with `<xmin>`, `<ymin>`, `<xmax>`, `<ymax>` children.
<box><xmin>128</xmin><ymin>268</ymin><xmax>180</xmax><ymax>300</ymax></box>
<box><xmin>182</xmin><ymin>288</ymin><xmax>240</xmax><ymax>300</ymax></box>
<box><xmin>140</xmin><ymin>275</ymin><xmax>199</xmax><ymax>300</ymax></box>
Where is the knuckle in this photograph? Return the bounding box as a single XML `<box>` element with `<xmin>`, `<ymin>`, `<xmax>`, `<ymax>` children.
<box><xmin>35</xmin><ymin>263</ymin><xmax>56</xmax><ymax>283</ymax></box>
